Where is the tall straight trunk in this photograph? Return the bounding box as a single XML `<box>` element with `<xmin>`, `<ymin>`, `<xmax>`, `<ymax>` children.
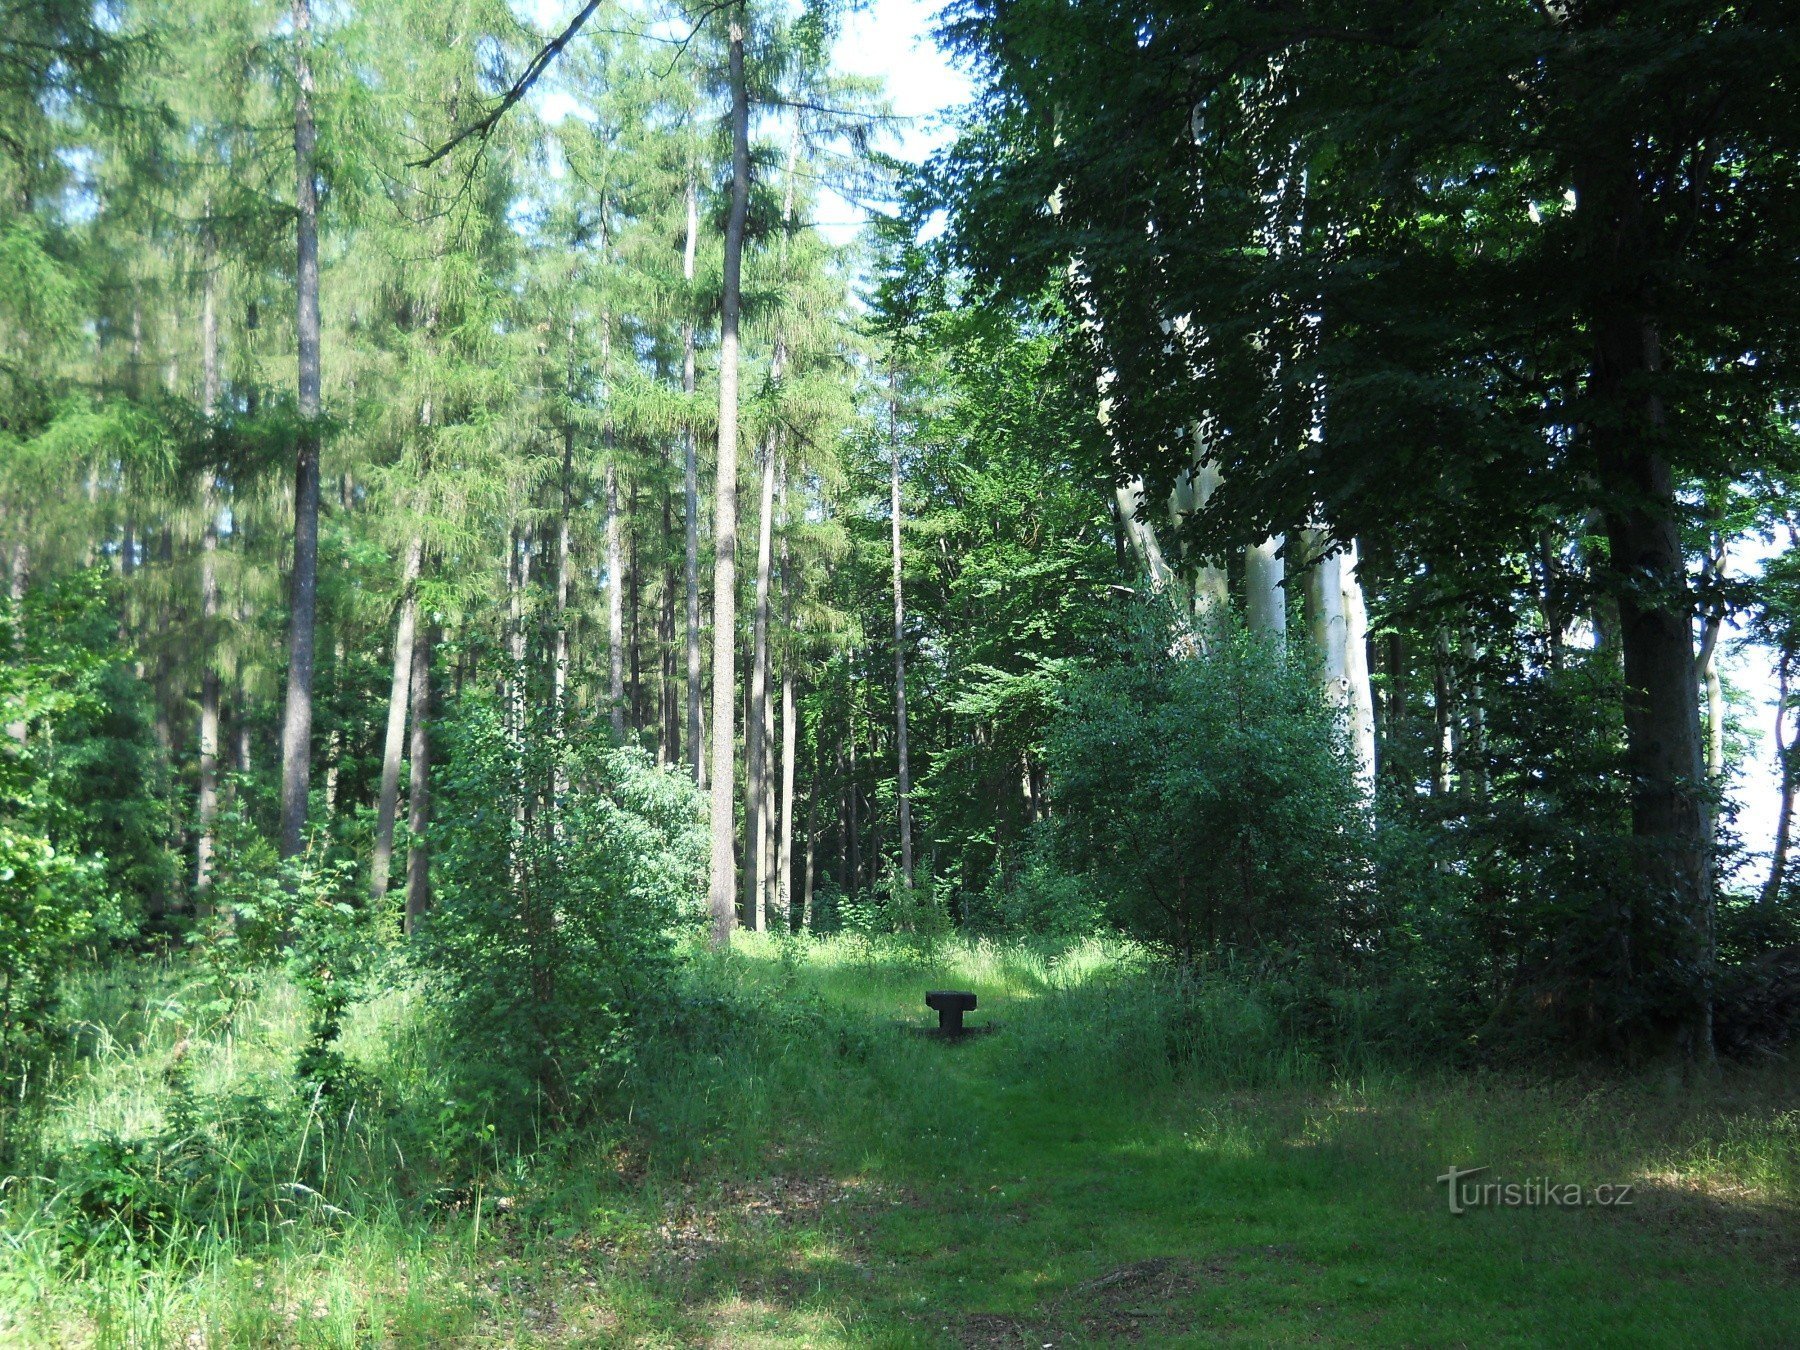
<box><xmin>628</xmin><ymin>481</ymin><xmax>643</xmax><ymax>728</ymax></box>
<box><xmin>1576</xmin><ymin>137</ymin><xmax>1713</xmax><ymax>1059</ymax></box>
<box><xmin>1302</xmin><ymin>531</ymin><xmax>1349</xmax><ymax>696</ymax></box>
<box><xmin>555</xmin><ymin>423</ymin><xmax>574</xmax><ymax>758</ymax></box>
<box><xmin>682</xmin><ymin>169</ymin><xmax>704</xmax><ymax>786</ymax></box>
<box><xmin>606</xmin><ymin>462</ymin><xmax>625</xmax><ymax>738</ymax></box>
<box><xmin>1244</xmin><ymin>536</ymin><xmax>1286</xmax><ymax>644</ymax></box>
<box><xmin>1765</xmin><ymin>656</ymin><xmax>1795</xmax><ymax>904</ymax></box>
<box><xmin>707</xmin><ymin>8</ymin><xmax>750</xmax><ymax>946</ymax></box>
<box><xmin>322</xmin><ymin>637</ymin><xmax>344</xmax><ymax>818</ymax></box>
<box><xmin>404</xmin><ymin>620</ymin><xmax>436</xmax><ymax>935</ymax></box>
<box><xmin>1340</xmin><ymin>540</ymin><xmax>1377</xmax><ymax>795</ymax></box>
<box><xmin>371</xmin><ymin>537</ymin><xmax>424</xmax><ymax>902</ymax></box>
<box><xmin>507</xmin><ymin>530</ymin><xmax>531</xmax><ymax>888</ymax></box>
<box><xmin>1696</xmin><ymin>536</ymin><xmax>1727</xmax><ymax>782</ymax></box>
<box><xmin>196</xmin><ymin>229</ymin><xmax>222</xmax><ymax>903</ymax></box>
<box><xmin>888</xmin><ymin>377</ymin><xmax>913</xmax><ymax>888</ymax></box>
<box><xmin>742</xmin><ymin>133</ymin><xmax>799</xmax><ymax>927</ymax></box>
<box><xmin>1185</xmin><ymin>462</ymin><xmax>1229</xmax><ymax>634</ymax></box>
<box><xmin>801</xmin><ymin>781</ymin><xmax>817</xmax><ymax>930</ymax></box>
<box><xmin>777</xmin><ymin>649</ymin><xmax>797</xmax><ymax>930</ymax></box>
<box><xmin>1384</xmin><ymin>631</ymin><xmax>1406</xmax><ymax>782</ymax></box>
<box><xmin>660</xmin><ymin>491</ymin><xmax>679</xmax><ymax>765</ymax></box>
<box><xmin>744</xmin><ymin>441</ymin><xmax>777</xmax><ymax>928</ymax></box>
<box><xmin>846</xmin><ymin>694</ymin><xmax>860</xmax><ymax>895</ymax></box>
<box><xmin>6</xmin><ymin>541</ymin><xmax>26</xmax><ymax>744</ymax></box>
<box><xmin>1432</xmin><ymin>629</ymin><xmax>1455</xmax><ymax>796</ymax></box>
<box><xmin>278</xmin><ymin>0</ymin><xmax>323</xmax><ymax>860</ymax></box>
<box><xmin>761</xmin><ymin>672</ymin><xmax>777</xmax><ymax>925</ymax></box>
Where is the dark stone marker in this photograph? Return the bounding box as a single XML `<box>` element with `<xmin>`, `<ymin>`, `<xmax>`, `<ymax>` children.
<box><xmin>926</xmin><ymin>989</ymin><xmax>978</xmax><ymax>1036</ymax></box>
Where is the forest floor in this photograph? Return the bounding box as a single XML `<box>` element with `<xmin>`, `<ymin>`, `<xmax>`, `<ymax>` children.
<box><xmin>7</xmin><ymin>935</ymin><xmax>1800</xmax><ymax>1346</ymax></box>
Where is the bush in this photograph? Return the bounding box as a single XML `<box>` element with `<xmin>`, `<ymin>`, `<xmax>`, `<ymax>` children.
<box><xmin>1043</xmin><ymin>602</ymin><xmax>1372</xmax><ymax>960</ymax></box>
<box><xmin>419</xmin><ymin>697</ymin><xmax>705</xmax><ymax>1135</ymax></box>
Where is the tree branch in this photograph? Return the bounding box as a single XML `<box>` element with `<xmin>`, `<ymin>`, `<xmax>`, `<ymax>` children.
<box><xmin>408</xmin><ymin>0</ymin><xmax>606</xmax><ymax>169</ymax></box>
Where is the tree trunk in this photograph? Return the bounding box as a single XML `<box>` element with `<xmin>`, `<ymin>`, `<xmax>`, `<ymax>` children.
<box><xmin>1244</xmin><ymin>536</ymin><xmax>1286</xmax><ymax>645</ymax></box>
<box><xmin>801</xmin><ymin>780</ymin><xmax>818</xmax><ymax>930</ymax></box>
<box><xmin>1433</xmin><ymin>629</ymin><xmax>1455</xmax><ymax>797</ymax></box>
<box><xmin>744</xmin><ymin>440</ymin><xmax>777</xmax><ymax>928</ymax></box>
<box><xmin>1112</xmin><ymin>479</ymin><xmax>1175</xmax><ymax>591</ymax></box>
<box><xmin>278</xmin><ymin>0</ymin><xmax>323</xmax><ymax>861</ymax></box>
<box><xmin>661</xmin><ymin>489</ymin><xmax>679</xmax><ymax>766</ymax></box>
<box><xmin>846</xmin><ymin>696</ymin><xmax>861</xmax><ymax>895</ymax></box>
<box><xmin>195</xmin><ymin>218</ymin><xmax>222</xmax><ymax>905</ymax></box>
<box><xmin>1588</xmin><ymin>279</ymin><xmax>1713</xmax><ymax>1058</ymax></box>
<box><xmin>889</xmin><ymin>376</ymin><xmax>914</xmax><ymax>887</ymax></box>
<box><xmin>404</xmin><ymin>620</ymin><xmax>436</xmax><ymax>935</ymax></box>
<box><xmin>682</xmin><ymin>168</ymin><xmax>704</xmax><ymax>787</ymax></box>
<box><xmin>707</xmin><ymin>7</ymin><xmax>750</xmax><ymax>945</ymax></box>
<box><xmin>1340</xmin><ymin>540</ymin><xmax>1377</xmax><ymax>795</ymax></box>
<box><xmin>1765</xmin><ymin>656</ymin><xmax>1795</xmax><ymax>905</ymax></box>
<box><xmin>555</xmin><ymin>421</ymin><xmax>574</xmax><ymax>768</ymax></box>
<box><xmin>777</xmin><ymin>649</ymin><xmax>797</xmax><ymax>930</ymax></box>
<box><xmin>1185</xmin><ymin>462</ymin><xmax>1229</xmax><ymax>634</ymax></box>
<box><xmin>606</xmin><ymin>461</ymin><xmax>625</xmax><ymax>739</ymax></box>
<box><xmin>628</xmin><ymin>479</ymin><xmax>642</xmax><ymax>729</ymax></box>
<box><xmin>371</xmin><ymin>536</ymin><xmax>424</xmax><ymax>903</ymax></box>
<box><xmin>6</xmin><ymin>541</ymin><xmax>27</xmax><ymax>744</ymax></box>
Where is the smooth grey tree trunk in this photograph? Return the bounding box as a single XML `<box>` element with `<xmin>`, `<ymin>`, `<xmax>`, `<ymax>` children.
<box><xmin>1244</xmin><ymin>536</ymin><xmax>1286</xmax><ymax>644</ymax></box>
<box><xmin>278</xmin><ymin>0</ymin><xmax>323</xmax><ymax>860</ymax></box>
<box><xmin>708</xmin><ymin>7</ymin><xmax>750</xmax><ymax>945</ymax></box>
<box><xmin>371</xmin><ymin>537</ymin><xmax>424</xmax><ymax>902</ymax></box>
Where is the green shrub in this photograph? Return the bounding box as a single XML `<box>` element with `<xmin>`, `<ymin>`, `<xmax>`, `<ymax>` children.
<box><xmin>1043</xmin><ymin>602</ymin><xmax>1373</xmax><ymax>960</ymax></box>
<box><xmin>419</xmin><ymin>697</ymin><xmax>705</xmax><ymax>1137</ymax></box>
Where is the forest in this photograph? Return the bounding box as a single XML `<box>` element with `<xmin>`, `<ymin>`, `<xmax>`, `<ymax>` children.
<box><xmin>3</xmin><ymin>0</ymin><xmax>1800</xmax><ymax>1343</ymax></box>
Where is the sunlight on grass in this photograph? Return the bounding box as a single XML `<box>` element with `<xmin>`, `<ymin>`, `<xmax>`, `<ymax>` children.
<box><xmin>3</xmin><ymin>936</ymin><xmax>1797</xmax><ymax>1346</ymax></box>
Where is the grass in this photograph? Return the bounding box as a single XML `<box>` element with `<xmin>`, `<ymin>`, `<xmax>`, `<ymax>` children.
<box><xmin>3</xmin><ymin>932</ymin><xmax>1798</xmax><ymax>1346</ymax></box>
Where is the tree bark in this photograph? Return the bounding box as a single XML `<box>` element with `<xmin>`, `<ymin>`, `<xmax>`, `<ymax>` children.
<box><xmin>708</xmin><ymin>6</ymin><xmax>750</xmax><ymax>945</ymax></box>
<box><xmin>777</xmin><ymin>647</ymin><xmax>797</xmax><ymax>930</ymax></box>
<box><xmin>606</xmin><ymin>461</ymin><xmax>625</xmax><ymax>739</ymax></box>
<box><xmin>744</xmin><ymin>440</ymin><xmax>777</xmax><ymax>928</ymax></box>
<box><xmin>278</xmin><ymin>0</ymin><xmax>323</xmax><ymax>860</ymax></box>
<box><xmin>682</xmin><ymin>168</ymin><xmax>704</xmax><ymax>786</ymax></box>
<box><xmin>628</xmin><ymin>479</ymin><xmax>642</xmax><ymax>728</ymax></box>
<box><xmin>6</xmin><ymin>540</ymin><xmax>27</xmax><ymax>744</ymax></box>
<box><xmin>1244</xmin><ymin>536</ymin><xmax>1286</xmax><ymax>645</ymax></box>
<box><xmin>889</xmin><ymin>376</ymin><xmax>914</xmax><ymax>887</ymax></box>
<box><xmin>404</xmin><ymin>619</ymin><xmax>436</xmax><ymax>935</ymax></box>
<box><xmin>195</xmin><ymin>217</ymin><xmax>222</xmax><ymax>906</ymax></box>
<box><xmin>1764</xmin><ymin>655</ymin><xmax>1795</xmax><ymax>905</ymax></box>
<box><xmin>371</xmin><ymin>536</ymin><xmax>424</xmax><ymax>902</ymax></box>
<box><xmin>1340</xmin><ymin>540</ymin><xmax>1377</xmax><ymax>796</ymax></box>
<box><xmin>661</xmin><ymin>489</ymin><xmax>679</xmax><ymax>765</ymax></box>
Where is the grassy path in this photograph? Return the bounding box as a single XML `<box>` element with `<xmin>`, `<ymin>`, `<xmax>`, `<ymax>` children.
<box><xmin>8</xmin><ymin>937</ymin><xmax>1799</xmax><ymax>1346</ymax></box>
<box><xmin>503</xmin><ymin>938</ymin><xmax>1800</xmax><ymax>1347</ymax></box>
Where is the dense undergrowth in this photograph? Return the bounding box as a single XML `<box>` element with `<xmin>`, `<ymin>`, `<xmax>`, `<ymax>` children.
<box><xmin>3</xmin><ymin>934</ymin><xmax>1797</xmax><ymax>1346</ymax></box>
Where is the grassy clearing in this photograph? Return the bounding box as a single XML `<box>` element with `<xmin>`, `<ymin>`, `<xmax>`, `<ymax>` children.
<box><xmin>3</xmin><ymin>934</ymin><xmax>1797</xmax><ymax>1346</ymax></box>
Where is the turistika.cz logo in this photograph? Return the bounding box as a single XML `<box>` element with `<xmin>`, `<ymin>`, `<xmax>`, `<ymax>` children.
<box><xmin>1436</xmin><ymin>1165</ymin><xmax>1635</xmax><ymax>1215</ymax></box>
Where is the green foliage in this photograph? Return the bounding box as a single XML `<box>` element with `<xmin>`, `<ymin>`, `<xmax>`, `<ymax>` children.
<box><xmin>1044</xmin><ymin>601</ymin><xmax>1372</xmax><ymax>960</ymax></box>
<box><xmin>0</xmin><ymin>571</ymin><xmax>169</xmax><ymax>1099</ymax></box>
<box><xmin>419</xmin><ymin>697</ymin><xmax>706</xmax><ymax>1136</ymax></box>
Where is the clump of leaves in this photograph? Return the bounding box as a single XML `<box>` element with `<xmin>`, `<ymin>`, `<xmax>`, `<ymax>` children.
<box><xmin>1044</xmin><ymin>599</ymin><xmax>1373</xmax><ymax>961</ymax></box>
